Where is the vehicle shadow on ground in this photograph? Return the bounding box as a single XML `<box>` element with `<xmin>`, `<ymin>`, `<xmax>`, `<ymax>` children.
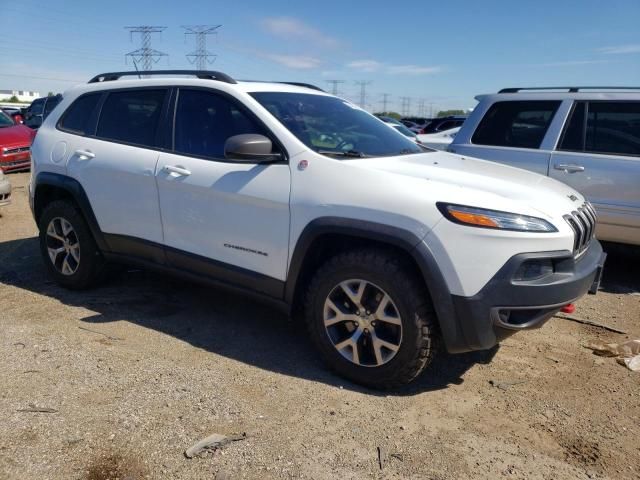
<box><xmin>1</xmin><ymin>237</ymin><xmax>637</xmax><ymax>395</ymax></box>
<box><xmin>599</xmin><ymin>242</ymin><xmax>640</xmax><ymax>295</ymax></box>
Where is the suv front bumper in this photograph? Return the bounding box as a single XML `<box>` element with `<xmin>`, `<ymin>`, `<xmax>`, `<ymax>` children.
<box><xmin>436</xmin><ymin>240</ymin><xmax>606</xmax><ymax>353</ymax></box>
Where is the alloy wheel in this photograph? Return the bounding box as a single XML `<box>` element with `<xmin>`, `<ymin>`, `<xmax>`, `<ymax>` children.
<box><xmin>323</xmin><ymin>279</ymin><xmax>403</xmax><ymax>367</ymax></box>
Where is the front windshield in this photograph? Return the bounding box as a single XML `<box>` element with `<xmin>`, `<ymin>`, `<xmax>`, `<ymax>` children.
<box><xmin>0</xmin><ymin>111</ymin><xmax>14</xmax><ymax>128</ymax></box>
<box><xmin>250</xmin><ymin>92</ymin><xmax>422</xmax><ymax>158</ymax></box>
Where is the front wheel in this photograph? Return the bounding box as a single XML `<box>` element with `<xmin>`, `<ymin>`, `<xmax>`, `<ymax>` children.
<box><xmin>304</xmin><ymin>249</ymin><xmax>439</xmax><ymax>389</ymax></box>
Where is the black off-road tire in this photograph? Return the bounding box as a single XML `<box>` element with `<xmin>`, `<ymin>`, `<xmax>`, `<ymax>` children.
<box><xmin>304</xmin><ymin>248</ymin><xmax>439</xmax><ymax>389</ymax></box>
<box><xmin>38</xmin><ymin>200</ymin><xmax>104</xmax><ymax>289</ymax></box>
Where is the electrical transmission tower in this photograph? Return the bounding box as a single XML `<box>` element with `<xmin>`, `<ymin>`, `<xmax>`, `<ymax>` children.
<box><xmin>125</xmin><ymin>26</ymin><xmax>168</xmax><ymax>72</ymax></box>
<box><xmin>326</xmin><ymin>79</ymin><xmax>345</xmax><ymax>96</ymax></box>
<box><xmin>380</xmin><ymin>93</ymin><xmax>391</xmax><ymax>113</ymax></box>
<box><xmin>400</xmin><ymin>97</ymin><xmax>411</xmax><ymax>116</ymax></box>
<box><xmin>182</xmin><ymin>25</ymin><xmax>221</xmax><ymax>70</ymax></box>
<box><xmin>355</xmin><ymin>81</ymin><xmax>372</xmax><ymax>109</ymax></box>
<box><xmin>417</xmin><ymin>98</ymin><xmax>426</xmax><ymax>117</ymax></box>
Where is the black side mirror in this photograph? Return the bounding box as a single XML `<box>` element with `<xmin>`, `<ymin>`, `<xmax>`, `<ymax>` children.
<box><xmin>224</xmin><ymin>134</ymin><xmax>282</xmax><ymax>163</ymax></box>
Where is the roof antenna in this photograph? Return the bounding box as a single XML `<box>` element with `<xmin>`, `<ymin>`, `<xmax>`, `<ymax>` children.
<box><xmin>132</xmin><ymin>59</ymin><xmax>142</xmax><ymax>79</ymax></box>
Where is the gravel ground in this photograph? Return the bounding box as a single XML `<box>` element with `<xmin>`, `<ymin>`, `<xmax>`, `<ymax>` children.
<box><xmin>1</xmin><ymin>172</ymin><xmax>639</xmax><ymax>480</ymax></box>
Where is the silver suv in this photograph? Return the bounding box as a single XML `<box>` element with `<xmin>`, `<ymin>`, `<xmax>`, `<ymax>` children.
<box><xmin>450</xmin><ymin>87</ymin><xmax>640</xmax><ymax>246</ymax></box>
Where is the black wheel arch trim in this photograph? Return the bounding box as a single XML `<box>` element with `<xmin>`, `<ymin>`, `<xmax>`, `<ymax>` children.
<box><xmin>34</xmin><ymin>172</ymin><xmax>109</xmax><ymax>252</ymax></box>
<box><xmin>285</xmin><ymin>217</ymin><xmax>463</xmax><ymax>351</ymax></box>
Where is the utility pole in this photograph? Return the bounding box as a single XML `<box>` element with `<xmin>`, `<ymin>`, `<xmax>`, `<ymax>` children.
<box><xmin>355</xmin><ymin>81</ymin><xmax>372</xmax><ymax>109</ymax></box>
<box><xmin>125</xmin><ymin>26</ymin><xmax>168</xmax><ymax>72</ymax></box>
<box><xmin>428</xmin><ymin>102</ymin><xmax>434</xmax><ymax>118</ymax></box>
<box><xmin>380</xmin><ymin>93</ymin><xmax>391</xmax><ymax>113</ymax></box>
<box><xmin>182</xmin><ymin>25</ymin><xmax>221</xmax><ymax>70</ymax></box>
<box><xmin>400</xmin><ymin>97</ymin><xmax>411</xmax><ymax>116</ymax></box>
<box><xmin>326</xmin><ymin>79</ymin><xmax>345</xmax><ymax>96</ymax></box>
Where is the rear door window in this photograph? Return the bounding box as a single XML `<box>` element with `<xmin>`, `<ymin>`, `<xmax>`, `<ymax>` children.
<box><xmin>585</xmin><ymin>102</ymin><xmax>640</xmax><ymax>156</ymax></box>
<box><xmin>558</xmin><ymin>102</ymin><xmax>586</xmax><ymax>151</ymax></box>
<box><xmin>472</xmin><ymin>101</ymin><xmax>561</xmax><ymax>149</ymax></box>
<box><xmin>96</xmin><ymin>89</ymin><xmax>167</xmax><ymax>147</ymax></box>
<box><xmin>58</xmin><ymin>93</ymin><xmax>101</xmax><ymax>135</ymax></box>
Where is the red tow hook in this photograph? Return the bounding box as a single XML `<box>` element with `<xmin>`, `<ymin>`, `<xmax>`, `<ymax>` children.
<box><xmin>561</xmin><ymin>303</ymin><xmax>575</xmax><ymax>314</ymax></box>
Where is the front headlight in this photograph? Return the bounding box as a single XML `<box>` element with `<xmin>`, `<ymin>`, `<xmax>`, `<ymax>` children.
<box><xmin>437</xmin><ymin>203</ymin><xmax>557</xmax><ymax>232</ymax></box>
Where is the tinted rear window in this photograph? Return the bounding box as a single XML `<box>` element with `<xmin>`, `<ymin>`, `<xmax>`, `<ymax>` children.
<box><xmin>586</xmin><ymin>102</ymin><xmax>640</xmax><ymax>156</ymax></box>
<box><xmin>96</xmin><ymin>89</ymin><xmax>166</xmax><ymax>147</ymax></box>
<box><xmin>472</xmin><ymin>101</ymin><xmax>560</xmax><ymax>149</ymax></box>
<box><xmin>58</xmin><ymin>93</ymin><xmax>101</xmax><ymax>135</ymax></box>
<box><xmin>558</xmin><ymin>102</ymin><xmax>586</xmax><ymax>151</ymax></box>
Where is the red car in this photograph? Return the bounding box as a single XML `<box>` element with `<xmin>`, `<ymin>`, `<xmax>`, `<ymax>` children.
<box><xmin>0</xmin><ymin>110</ymin><xmax>35</xmax><ymax>172</ymax></box>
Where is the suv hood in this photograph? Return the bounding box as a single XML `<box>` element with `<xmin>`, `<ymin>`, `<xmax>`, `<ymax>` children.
<box><xmin>356</xmin><ymin>151</ymin><xmax>584</xmax><ymax>217</ymax></box>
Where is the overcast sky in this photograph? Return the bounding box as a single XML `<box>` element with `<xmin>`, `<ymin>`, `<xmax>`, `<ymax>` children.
<box><xmin>1</xmin><ymin>0</ymin><xmax>639</xmax><ymax>113</ymax></box>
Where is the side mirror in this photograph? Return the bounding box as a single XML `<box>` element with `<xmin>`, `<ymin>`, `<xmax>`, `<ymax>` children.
<box><xmin>224</xmin><ymin>134</ymin><xmax>282</xmax><ymax>163</ymax></box>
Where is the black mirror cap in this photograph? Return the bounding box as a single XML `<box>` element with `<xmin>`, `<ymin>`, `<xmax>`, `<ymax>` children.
<box><xmin>224</xmin><ymin>134</ymin><xmax>282</xmax><ymax>163</ymax></box>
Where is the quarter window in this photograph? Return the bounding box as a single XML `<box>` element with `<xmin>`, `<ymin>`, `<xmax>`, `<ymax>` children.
<box><xmin>58</xmin><ymin>93</ymin><xmax>101</xmax><ymax>135</ymax></box>
<box><xmin>472</xmin><ymin>101</ymin><xmax>561</xmax><ymax>149</ymax></box>
<box><xmin>96</xmin><ymin>89</ymin><xmax>166</xmax><ymax>147</ymax></box>
<box><xmin>586</xmin><ymin>102</ymin><xmax>640</xmax><ymax>156</ymax></box>
<box><xmin>174</xmin><ymin>89</ymin><xmax>271</xmax><ymax>159</ymax></box>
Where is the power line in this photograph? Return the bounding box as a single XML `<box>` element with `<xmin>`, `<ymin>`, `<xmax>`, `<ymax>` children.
<box><xmin>380</xmin><ymin>93</ymin><xmax>391</xmax><ymax>113</ymax></box>
<box><xmin>182</xmin><ymin>25</ymin><xmax>221</xmax><ymax>70</ymax></box>
<box><xmin>355</xmin><ymin>81</ymin><xmax>372</xmax><ymax>109</ymax></box>
<box><xmin>125</xmin><ymin>26</ymin><xmax>168</xmax><ymax>72</ymax></box>
<box><xmin>325</xmin><ymin>79</ymin><xmax>345</xmax><ymax>96</ymax></box>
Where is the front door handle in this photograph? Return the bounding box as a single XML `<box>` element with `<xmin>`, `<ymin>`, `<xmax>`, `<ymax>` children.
<box><xmin>74</xmin><ymin>149</ymin><xmax>95</xmax><ymax>160</ymax></box>
<box><xmin>554</xmin><ymin>163</ymin><xmax>585</xmax><ymax>173</ymax></box>
<box><xmin>163</xmin><ymin>165</ymin><xmax>192</xmax><ymax>176</ymax></box>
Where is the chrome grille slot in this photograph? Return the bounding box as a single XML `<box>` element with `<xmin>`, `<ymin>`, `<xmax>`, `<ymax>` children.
<box><xmin>563</xmin><ymin>202</ymin><xmax>597</xmax><ymax>257</ymax></box>
<box><xmin>3</xmin><ymin>146</ymin><xmax>30</xmax><ymax>155</ymax></box>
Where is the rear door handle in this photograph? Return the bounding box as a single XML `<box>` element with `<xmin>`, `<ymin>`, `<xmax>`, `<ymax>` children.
<box><xmin>163</xmin><ymin>165</ymin><xmax>192</xmax><ymax>176</ymax></box>
<box><xmin>554</xmin><ymin>163</ymin><xmax>585</xmax><ymax>173</ymax></box>
<box><xmin>74</xmin><ymin>149</ymin><xmax>95</xmax><ymax>160</ymax></box>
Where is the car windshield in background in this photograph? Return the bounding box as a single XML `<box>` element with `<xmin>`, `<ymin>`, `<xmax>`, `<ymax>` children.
<box><xmin>250</xmin><ymin>92</ymin><xmax>423</xmax><ymax>158</ymax></box>
<box><xmin>0</xmin><ymin>112</ymin><xmax>14</xmax><ymax>128</ymax></box>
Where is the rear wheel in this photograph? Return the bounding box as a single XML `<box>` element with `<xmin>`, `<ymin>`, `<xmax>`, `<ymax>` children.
<box><xmin>304</xmin><ymin>249</ymin><xmax>439</xmax><ymax>389</ymax></box>
<box><xmin>38</xmin><ymin>200</ymin><xmax>104</xmax><ymax>289</ymax></box>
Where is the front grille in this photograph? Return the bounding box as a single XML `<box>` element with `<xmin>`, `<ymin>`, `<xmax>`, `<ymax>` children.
<box><xmin>563</xmin><ymin>202</ymin><xmax>597</xmax><ymax>257</ymax></box>
<box><xmin>3</xmin><ymin>146</ymin><xmax>30</xmax><ymax>155</ymax></box>
<box><xmin>0</xmin><ymin>193</ymin><xmax>10</xmax><ymax>202</ymax></box>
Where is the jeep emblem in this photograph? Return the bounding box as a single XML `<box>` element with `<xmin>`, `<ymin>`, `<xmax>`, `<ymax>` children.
<box><xmin>568</xmin><ymin>194</ymin><xmax>578</xmax><ymax>202</ymax></box>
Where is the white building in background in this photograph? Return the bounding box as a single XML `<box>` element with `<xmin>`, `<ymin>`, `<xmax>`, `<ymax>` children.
<box><xmin>0</xmin><ymin>89</ymin><xmax>40</xmax><ymax>102</ymax></box>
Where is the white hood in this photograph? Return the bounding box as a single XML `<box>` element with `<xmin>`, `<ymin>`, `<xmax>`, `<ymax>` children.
<box><xmin>356</xmin><ymin>151</ymin><xmax>585</xmax><ymax>218</ymax></box>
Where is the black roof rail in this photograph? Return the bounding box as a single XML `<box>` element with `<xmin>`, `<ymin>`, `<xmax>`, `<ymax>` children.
<box><xmin>499</xmin><ymin>86</ymin><xmax>640</xmax><ymax>93</ymax></box>
<box><xmin>88</xmin><ymin>70</ymin><xmax>237</xmax><ymax>84</ymax></box>
<box><xmin>238</xmin><ymin>79</ymin><xmax>324</xmax><ymax>92</ymax></box>
<box><xmin>276</xmin><ymin>81</ymin><xmax>324</xmax><ymax>92</ymax></box>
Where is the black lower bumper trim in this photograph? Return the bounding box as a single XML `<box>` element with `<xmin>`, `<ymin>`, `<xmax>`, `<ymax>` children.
<box><xmin>446</xmin><ymin>240</ymin><xmax>605</xmax><ymax>352</ymax></box>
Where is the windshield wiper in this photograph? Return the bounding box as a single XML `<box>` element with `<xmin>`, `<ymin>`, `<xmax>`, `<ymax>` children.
<box><xmin>316</xmin><ymin>149</ymin><xmax>368</xmax><ymax>158</ymax></box>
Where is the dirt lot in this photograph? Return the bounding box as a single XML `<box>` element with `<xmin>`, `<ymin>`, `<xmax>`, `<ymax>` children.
<box><xmin>1</xmin><ymin>171</ymin><xmax>639</xmax><ymax>480</ymax></box>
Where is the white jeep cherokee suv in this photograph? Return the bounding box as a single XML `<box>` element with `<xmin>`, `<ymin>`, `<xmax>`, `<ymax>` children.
<box><xmin>29</xmin><ymin>71</ymin><xmax>606</xmax><ymax>388</ymax></box>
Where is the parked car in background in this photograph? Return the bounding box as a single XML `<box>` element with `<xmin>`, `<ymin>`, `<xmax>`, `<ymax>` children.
<box><xmin>420</xmin><ymin>116</ymin><xmax>466</xmax><ymax>134</ymax></box>
<box><xmin>0</xmin><ymin>170</ymin><xmax>10</xmax><ymax>206</ymax></box>
<box><xmin>1</xmin><ymin>107</ymin><xmax>25</xmax><ymax>124</ymax></box>
<box><xmin>401</xmin><ymin>117</ymin><xmax>432</xmax><ymax>133</ymax></box>
<box><xmin>0</xmin><ymin>110</ymin><xmax>35</xmax><ymax>172</ymax></box>
<box><xmin>24</xmin><ymin>95</ymin><xmax>62</xmax><ymax>129</ymax></box>
<box><xmin>382</xmin><ymin>118</ymin><xmax>422</xmax><ymax>144</ymax></box>
<box><xmin>449</xmin><ymin>87</ymin><xmax>640</xmax><ymax>246</ymax></box>
<box><xmin>417</xmin><ymin>127</ymin><xmax>460</xmax><ymax>150</ymax></box>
